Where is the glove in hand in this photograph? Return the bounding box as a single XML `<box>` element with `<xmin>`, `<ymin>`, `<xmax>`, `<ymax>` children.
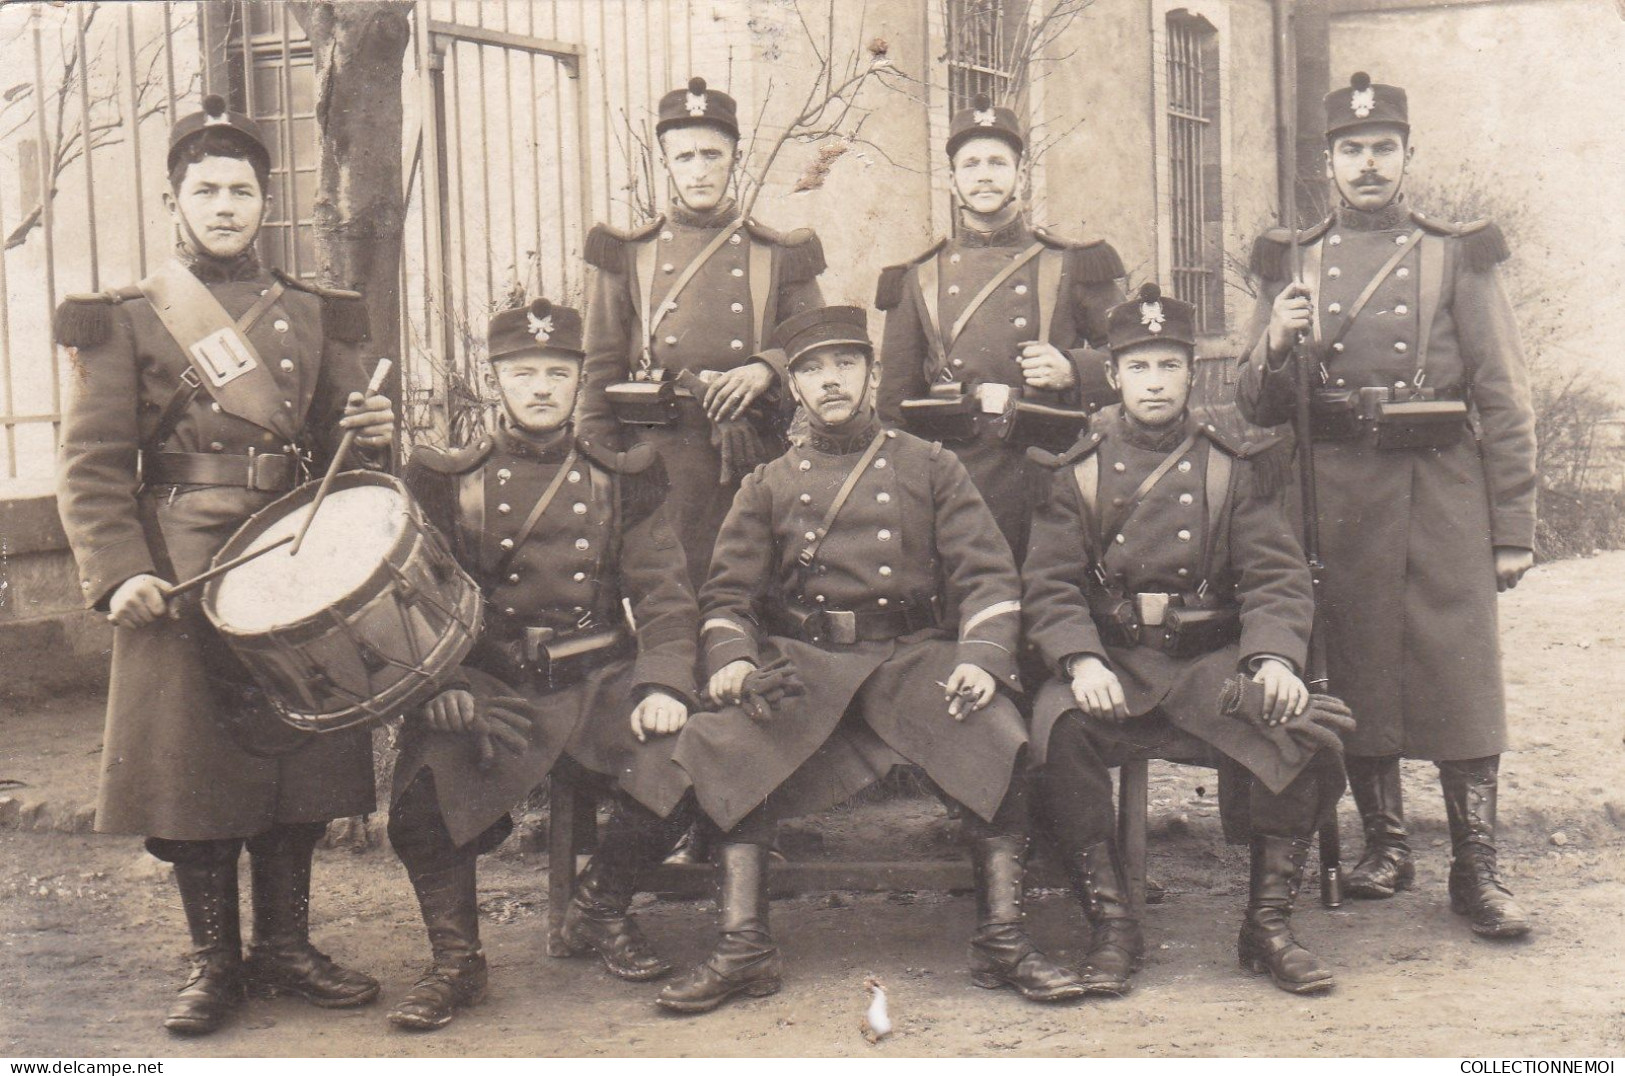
<box><xmin>1220</xmin><ymin>674</ymin><xmax>1356</xmax><ymax>753</ymax></box>
<box><xmin>470</xmin><ymin>694</ymin><xmax>535</xmax><ymax>772</ymax></box>
<box><xmin>738</xmin><ymin>656</ymin><xmax>807</xmax><ymax>722</ymax></box>
<box><xmin>711</xmin><ymin>418</ymin><xmax>771</xmax><ymax>487</ymax></box>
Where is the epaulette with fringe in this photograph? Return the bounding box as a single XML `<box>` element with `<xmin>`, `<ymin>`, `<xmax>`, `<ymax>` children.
<box><xmin>580</xmin><ymin>438</ymin><xmax>667</xmax><ymax>527</ymax></box>
<box><xmin>1410</xmin><ymin>210</ymin><xmax>1510</xmax><ymax>271</ymax></box>
<box><xmin>1196</xmin><ymin>416</ymin><xmax>1281</xmax><ymax>460</ymax></box>
<box><xmin>274</xmin><ymin>270</ymin><xmax>372</xmax><ymax>344</ymax></box>
<box><xmin>744</xmin><ymin>219</ymin><xmax>826</xmax><ymax>284</ymax></box>
<box><xmin>1033</xmin><ymin>228</ymin><xmax>1125</xmax><ymax>283</ymax></box>
<box><xmin>874</xmin><ymin>239</ymin><xmax>947</xmax><ymax>311</ymax></box>
<box><xmin>1248</xmin><ymin>216</ymin><xmax>1334</xmax><ymax>281</ymax></box>
<box><xmin>584</xmin><ymin>217</ymin><xmax>666</xmax><ymax>273</ymax></box>
<box><xmin>409</xmin><ymin>437</ymin><xmax>494</xmax><ymax>475</ymax></box>
<box><xmin>53</xmin><ymin>286</ymin><xmax>143</xmax><ymax>349</ymax></box>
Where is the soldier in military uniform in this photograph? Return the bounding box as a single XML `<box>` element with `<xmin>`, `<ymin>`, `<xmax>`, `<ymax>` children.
<box><xmin>876</xmin><ymin>92</ymin><xmax>1126</xmax><ymax>563</ymax></box>
<box><xmin>1025</xmin><ymin>284</ymin><xmax>1349</xmax><ymax>995</ymax></box>
<box><xmin>1241</xmin><ymin>73</ymin><xmax>1536</xmax><ymax>937</ymax></box>
<box><xmin>385</xmin><ymin>300</ymin><xmax>699</xmax><ymax>1030</ymax></box>
<box><xmin>657</xmin><ymin>306</ymin><xmax>1088</xmax><ymax>1015</ymax></box>
<box><xmin>579</xmin><ymin>76</ymin><xmax>826</xmax><ymax>589</ymax></box>
<box><xmin>54</xmin><ymin>95</ymin><xmax>392</xmax><ymax>1035</ymax></box>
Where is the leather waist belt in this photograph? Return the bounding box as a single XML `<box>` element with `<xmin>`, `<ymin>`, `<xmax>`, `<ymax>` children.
<box><xmin>475</xmin><ymin>626</ymin><xmax>631</xmax><ymax>692</ymax></box>
<box><xmin>1089</xmin><ymin>591</ymin><xmax>1240</xmax><ymax>657</ymax></box>
<box><xmin>773</xmin><ymin>600</ymin><xmax>940</xmax><ymax>647</ymax></box>
<box><xmin>144</xmin><ymin>450</ymin><xmax>299</xmax><ymax>492</ymax></box>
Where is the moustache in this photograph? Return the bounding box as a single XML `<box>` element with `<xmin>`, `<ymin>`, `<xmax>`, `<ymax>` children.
<box><xmin>1354</xmin><ymin>174</ymin><xmax>1388</xmax><ymax>187</ymax></box>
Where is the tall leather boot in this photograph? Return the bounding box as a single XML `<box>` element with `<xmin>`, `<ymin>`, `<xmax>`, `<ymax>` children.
<box><xmin>164</xmin><ymin>858</ymin><xmax>245</xmax><ymax>1036</ymax></box>
<box><xmin>967</xmin><ymin>835</ymin><xmax>1088</xmax><ymax>1002</ymax></box>
<box><xmin>1060</xmin><ymin>840</ymin><xmax>1143</xmax><ymax>996</ymax></box>
<box><xmin>1238</xmin><ymin>835</ymin><xmax>1335</xmax><ymax>994</ymax></box>
<box><xmin>388</xmin><ymin>857</ymin><xmax>490</xmax><ymax>1030</ymax></box>
<box><xmin>1345</xmin><ymin>756</ymin><xmax>1414</xmax><ymax>899</ymax></box>
<box><xmin>559</xmin><ymin>803</ymin><xmax>679</xmax><ymax>981</ymax></box>
<box><xmin>657</xmin><ymin>843</ymin><xmax>782</xmax><ymax>1014</ymax></box>
<box><xmin>242</xmin><ymin>830</ymin><xmax>379</xmax><ymax>1007</ymax></box>
<box><xmin>1440</xmin><ymin>758</ymin><xmax>1531</xmax><ymax>938</ymax></box>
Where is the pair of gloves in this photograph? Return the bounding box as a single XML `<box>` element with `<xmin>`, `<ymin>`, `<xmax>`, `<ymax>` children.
<box><xmin>736</xmin><ymin>656</ymin><xmax>808</xmax><ymax>722</ymax></box>
<box><xmin>1219</xmin><ymin>673</ymin><xmax>1356</xmax><ymax>754</ymax></box>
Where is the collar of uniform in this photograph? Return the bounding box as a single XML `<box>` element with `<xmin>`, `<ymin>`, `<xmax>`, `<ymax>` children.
<box><xmin>669</xmin><ymin>198</ymin><xmax>741</xmax><ymax>231</ymax></box>
<box><xmin>806</xmin><ymin>410</ymin><xmax>882</xmax><ymax>455</ymax></box>
<box><xmin>174</xmin><ymin>242</ymin><xmax>265</xmax><ymax>284</ymax></box>
<box><xmin>1335</xmin><ymin>198</ymin><xmax>1410</xmax><ymax>232</ymax></box>
<box><xmin>954</xmin><ymin>214</ymin><xmax>1029</xmax><ymax>248</ymax></box>
<box><xmin>1119</xmin><ymin>408</ymin><xmax>1194</xmax><ymax>452</ymax></box>
<box><xmin>497</xmin><ymin>419</ymin><xmax>574</xmax><ymax>461</ymax></box>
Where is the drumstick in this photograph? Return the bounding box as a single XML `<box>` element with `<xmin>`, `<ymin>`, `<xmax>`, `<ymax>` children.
<box><xmin>164</xmin><ymin>534</ymin><xmax>294</xmax><ymax>600</ymax></box>
<box><xmin>289</xmin><ymin>358</ymin><xmax>393</xmax><ymax>556</ymax></box>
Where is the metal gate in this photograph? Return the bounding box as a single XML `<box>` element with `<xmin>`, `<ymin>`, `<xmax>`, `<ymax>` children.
<box><xmin>400</xmin><ymin>6</ymin><xmax>594</xmax><ymax>449</ymax></box>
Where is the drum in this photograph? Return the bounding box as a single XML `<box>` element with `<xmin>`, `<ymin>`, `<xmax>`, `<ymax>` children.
<box><xmin>203</xmin><ymin>470</ymin><xmax>483</xmax><ymax>734</ymax></box>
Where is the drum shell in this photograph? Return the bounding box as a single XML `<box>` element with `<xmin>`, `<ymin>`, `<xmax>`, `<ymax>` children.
<box><xmin>202</xmin><ymin>471</ymin><xmax>483</xmax><ymax>733</ymax></box>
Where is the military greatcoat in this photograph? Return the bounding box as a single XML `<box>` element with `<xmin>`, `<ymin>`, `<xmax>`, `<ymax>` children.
<box><xmin>579</xmin><ymin>201</ymin><xmax>825</xmax><ymax>586</ymax></box>
<box><xmin>390</xmin><ymin>424</ymin><xmax>697</xmax><ymax>847</ymax></box>
<box><xmin>875</xmin><ymin>220</ymin><xmax>1125</xmax><ymax>560</ymax></box>
<box><xmin>1022</xmin><ymin>407</ymin><xmax>1319</xmax><ymax>793</ymax></box>
<box><xmin>54</xmin><ymin>251</ymin><xmax>377</xmax><ymax>840</ymax></box>
<box><xmin>672</xmin><ymin>417</ymin><xmax>1028</xmax><ymax>832</ymax></box>
<box><xmin>1239</xmin><ymin>205</ymin><xmax>1536</xmax><ymax>760</ymax></box>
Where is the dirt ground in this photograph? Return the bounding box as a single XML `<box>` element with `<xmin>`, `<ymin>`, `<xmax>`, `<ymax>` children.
<box><xmin>2</xmin><ymin>552</ymin><xmax>1623</xmax><ymax>1058</ymax></box>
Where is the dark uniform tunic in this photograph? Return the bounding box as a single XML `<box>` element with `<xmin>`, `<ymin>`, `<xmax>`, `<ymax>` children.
<box><xmin>1022</xmin><ymin>407</ymin><xmax>1319</xmax><ymax>793</ymax></box>
<box><xmin>875</xmin><ymin>221</ymin><xmax>1125</xmax><ymax>560</ymax></box>
<box><xmin>390</xmin><ymin>425</ymin><xmax>697</xmax><ymax>847</ymax></box>
<box><xmin>673</xmin><ymin>417</ymin><xmax>1028</xmax><ymax>832</ymax></box>
<box><xmin>1239</xmin><ymin>205</ymin><xmax>1536</xmax><ymax>761</ymax></box>
<box><xmin>54</xmin><ymin>251</ymin><xmax>376</xmax><ymax>840</ymax></box>
<box><xmin>579</xmin><ymin>202</ymin><xmax>825</xmax><ymax>586</ymax></box>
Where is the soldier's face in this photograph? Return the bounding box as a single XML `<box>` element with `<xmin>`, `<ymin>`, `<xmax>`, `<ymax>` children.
<box><xmin>789</xmin><ymin>345</ymin><xmax>872</xmax><ymax>426</ymax></box>
<box><xmin>661</xmin><ymin>126</ymin><xmax>738</xmax><ymax>212</ymax></box>
<box><xmin>491</xmin><ymin>353</ymin><xmax>582</xmax><ymax>434</ymax></box>
<box><xmin>1326</xmin><ymin>125</ymin><xmax>1413</xmax><ymax>211</ymax></box>
<box><xmin>164</xmin><ymin>155</ymin><xmax>265</xmax><ymax>260</ymax></box>
<box><xmin>1112</xmin><ymin>342</ymin><xmax>1192</xmax><ymax>426</ymax></box>
<box><xmin>950</xmin><ymin>137</ymin><xmax>1021</xmax><ymax>218</ymax></box>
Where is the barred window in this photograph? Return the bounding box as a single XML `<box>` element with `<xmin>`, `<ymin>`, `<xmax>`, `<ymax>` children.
<box><xmin>946</xmin><ymin>0</ymin><xmax>1026</xmax><ymax>115</ymax></box>
<box><xmin>217</xmin><ymin>2</ymin><xmax>318</xmax><ymax>278</ymax></box>
<box><xmin>1165</xmin><ymin>11</ymin><xmax>1223</xmax><ymax>332</ymax></box>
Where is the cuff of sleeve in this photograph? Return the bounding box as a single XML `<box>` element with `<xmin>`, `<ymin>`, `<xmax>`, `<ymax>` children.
<box><xmin>753</xmin><ymin>349</ymin><xmax>790</xmax><ymax>385</ymax></box>
<box><xmin>631</xmin><ymin>653</ymin><xmax>698</xmax><ymax>701</ymax></box>
<box><xmin>1238</xmin><ymin>626</ymin><xmax>1309</xmax><ymax>675</ymax></box>
<box><xmin>1244</xmin><ymin>652</ymin><xmax>1298</xmax><ymax>675</ymax></box>
<box><xmin>81</xmin><ymin>539</ymin><xmax>159</xmax><ymax>611</ymax></box>
<box><xmin>1059</xmin><ymin>649</ymin><xmax>1108</xmax><ymax>679</ymax></box>
<box><xmin>1490</xmin><ymin>514</ymin><xmax>1536</xmax><ymax>551</ymax></box>
<box><xmin>958</xmin><ymin>640</ymin><xmax>1020</xmax><ymax>692</ymax></box>
<box><xmin>705</xmin><ymin>634</ymin><xmax>760</xmax><ymax>677</ymax></box>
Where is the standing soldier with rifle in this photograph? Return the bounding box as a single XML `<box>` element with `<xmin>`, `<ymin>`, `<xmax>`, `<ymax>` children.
<box><xmin>1240</xmin><ymin>72</ymin><xmax>1537</xmax><ymax>938</ymax></box>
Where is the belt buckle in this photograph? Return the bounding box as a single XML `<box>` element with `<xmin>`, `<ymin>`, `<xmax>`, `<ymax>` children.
<box><xmin>825</xmin><ymin>610</ymin><xmax>858</xmax><ymax>646</ymax></box>
<box><xmin>245</xmin><ymin>449</ymin><xmax>279</xmax><ymax>492</ymax></box>
<box><xmin>975</xmin><ymin>382</ymin><xmax>1012</xmax><ymax>415</ymax></box>
<box><xmin>1134</xmin><ymin>592</ymin><xmax>1171</xmax><ymax>627</ymax></box>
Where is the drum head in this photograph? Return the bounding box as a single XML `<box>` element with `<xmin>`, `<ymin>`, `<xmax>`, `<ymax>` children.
<box><xmin>208</xmin><ymin>473</ymin><xmax>409</xmax><ymax>635</ymax></box>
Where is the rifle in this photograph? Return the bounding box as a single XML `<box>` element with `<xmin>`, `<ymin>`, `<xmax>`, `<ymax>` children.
<box><xmin>1276</xmin><ymin>0</ymin><xmax>1343</xmax><ymax>907</ymax></box>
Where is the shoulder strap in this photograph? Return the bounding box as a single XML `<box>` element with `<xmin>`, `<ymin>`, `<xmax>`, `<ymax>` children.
<box><xmin>948</xmin><ymin>241</ymin><xmax>1045</xmax><ymax>346</ymax></box>
<box><xmin>634</xmin><ymin>239</ymin><xmax>660</xmax><ymax>371</ymax></box>
<box><xmin>1199</xmin><ymin>442</ymin><xmax>1234</xmax><ymax>591</ymax></box>
<box><xmin>1099</xmin><ymin>430</ymin><xmax>1200</xmax><ymax>548</ymax></box>
<box><xmin>748</xmin><ymin>237</ymin><xmax>774</xmax><ymax>351</ymax></box>
<box><xmin>1070</xmin><ymin>453</ymin><xmax>1102</xmax><ymax>562</ymax></box>
<box><xmin>1325</xmin><ymin>228</ymin><xmax>1426</xmax><ymax>354</ymax></box>
<box><xmin>491</xmin><ymin>448</ymin><xmax>580</xmax><ymax>580</ymax></box>
<box><xmin>796</xmin><ymin>433</ymin><xmax>888</xmax><ymax>573</ymax></box>
<box><xmin>1416</xmin><ymin>234</ymin><xmax>1446</xmax><ymax>386</ymax></box>
<box><xmin>1035</xmin><ymin>248</ymin><xmax>1065</xmax><ymax>343</ymax></box>
<box><xmin>910</xmin><ymin>255</ymin><xmax>951</xmax><ymax>382</ymax></box>
<box><xmin>456</xmin><ymin>465</ymin><xmax>487</xmax><ymax>572</ymax></box>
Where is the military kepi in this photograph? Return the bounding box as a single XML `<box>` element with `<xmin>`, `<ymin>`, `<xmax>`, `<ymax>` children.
<box><xmin>1324</xmin><ymin>71</ymin><xmax>1408</xmax><ymax>139</ymax></box>
<box><xmin>1106</xmin><ymin>283</ymin><xmax>1196</xmax><ymax>354</ymax></box>
<box><xmin>168</xmin><ymin>93</ymin><xmax>271</xmax><ymax>176</ymax></box>
<box><xmin>656</xmin><ymin>77</ymin><xmax>740</xmax><ymax>139</ymax></box>
<box><xmin>771</xmin><ymin>305</ymin><xmax>872</xmax><ymax>370</ymax></box>
<box><xmin>946</xmin><ymin>92</ymin><xmax>1024</xmax><ymax>159</ymax></box>
<box><xmin>488</xmin><ymin>298</ymin><xmax>585</xmax><ymax>362</ymax></box>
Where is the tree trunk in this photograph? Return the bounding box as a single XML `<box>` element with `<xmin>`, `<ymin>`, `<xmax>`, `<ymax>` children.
<box><xmin>291</xmin><ymin>1</ymin><xmax>412</xmax><ymax>423</ymax></box>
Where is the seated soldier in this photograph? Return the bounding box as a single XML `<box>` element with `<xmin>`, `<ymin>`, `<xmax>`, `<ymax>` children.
<box><xmin>385</xmin><ymin>300</ymin><xmax>698</xmax><ymax>1030</ymax></box>
<box><xmin>659</xmin><ymin>305</ymin><xmax>1088</xmax><ymax>1015</ymax></box>
<box><xmin>1023</xmin><ymin>284</ymin><xmax>1351</xmax><ymax>996</ymax></box>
